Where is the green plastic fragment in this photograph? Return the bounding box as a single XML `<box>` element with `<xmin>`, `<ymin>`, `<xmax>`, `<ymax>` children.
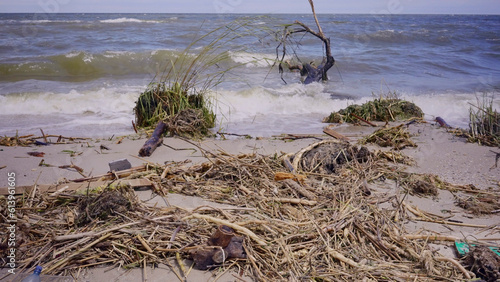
<box><xmin>455</xmin><ymin>242</ymin><xmax>500</xmax><ymax>257</ymax></box>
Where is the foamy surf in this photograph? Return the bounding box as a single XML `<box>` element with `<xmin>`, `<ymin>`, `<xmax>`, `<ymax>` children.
<box><xmin>0</xmin><ymin>13</ymin><xmax>498</xmax><ymax>137</ymax></box>
<box><xmin>0</xmin><ymin>77</ymin><xmax>497</xmax><ymax>137</ymax></box>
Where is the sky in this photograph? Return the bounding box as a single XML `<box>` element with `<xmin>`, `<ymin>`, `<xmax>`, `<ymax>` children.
<box><xmin>1</xmin><ymin>0</ymin><xmax>499</xmax><ymax>14</ymax></box>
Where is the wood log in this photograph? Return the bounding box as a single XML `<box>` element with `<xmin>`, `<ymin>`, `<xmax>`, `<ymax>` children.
<box><xmin>323</xmin><ymin>126</ymin><xmax>349</xmax><ymax>141</ymax></box>
<box><xmin>138</xmin><ymin>121</ymin><xmax>167</xmax><ymax>157</ymax></box>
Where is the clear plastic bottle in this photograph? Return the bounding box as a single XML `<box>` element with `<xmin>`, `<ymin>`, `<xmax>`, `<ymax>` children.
<box><xmin>21</xmin><ymin>266</ymin><xmax>42</xmax><ymax>282</ymax></box>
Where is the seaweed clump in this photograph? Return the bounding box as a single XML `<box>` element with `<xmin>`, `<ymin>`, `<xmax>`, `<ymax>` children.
<box><xmin>456</xmin><ymin>195</ymin><xmax>500</xmax><ymax>215</ymax></box>
<box><xmin>299</xmin><ymin>141</ymin><xmax>371</xmax><ymax>174</ymax></box>
<box><xmin>400</xmin><ymin>173</ymin><xmax>440</xmax><ymax>196</ymax></box>
<box><xmin>76</xmin><ymin>186</ymin><xmax>137</xmax><ymax>226</ymax></box>
<box><xmin>324</xmin><ymin>95</ymin><xmax>423</xmax><ymax>124</ymax></box>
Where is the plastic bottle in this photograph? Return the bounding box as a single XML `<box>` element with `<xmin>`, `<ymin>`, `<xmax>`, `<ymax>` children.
<box><xmin>21</xmin><ymin>266</ymin><xmax>42</xmax><ymax>282</ymax></box>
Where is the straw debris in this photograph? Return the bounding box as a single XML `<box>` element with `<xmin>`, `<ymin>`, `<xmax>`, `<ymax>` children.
<box><xmin>400</xmin><ymin>173</ymin><xmax>439</xmax><ymax>196</ymax></box>
<box><xmin>361</xmin><ymin>124</ymin><xmax>417</xmax><ymax>149</ymax></box>
<box><xmin>2</xmin><ymin>140</ymin><xmax>492</xmax><ymax>281</ymax></box>
<box><xmin>456</xmin><ymin>195</ymin><xmax>500</xmax><ymax>215</ymax></box>
<box><xmin>76</xmin><ymin>185</ymin><xmax>136</xmax><ymax>226</ymax></box>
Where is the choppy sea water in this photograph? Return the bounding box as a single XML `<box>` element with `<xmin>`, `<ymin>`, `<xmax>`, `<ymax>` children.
<box><xmin>0</xmin><ymin>13</ymin><xmax>499</xmax><ymax>137</ymax></box>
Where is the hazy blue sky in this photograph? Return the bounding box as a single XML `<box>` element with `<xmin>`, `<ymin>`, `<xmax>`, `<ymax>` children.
<box><xmin>2</xmin><ymin>0</ymin><xmax>500</xmax><ymax>14</ymax></box>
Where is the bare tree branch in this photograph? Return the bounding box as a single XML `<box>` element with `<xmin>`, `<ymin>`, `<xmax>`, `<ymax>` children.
<box><xmin>274</xmin><ymin>0</ymin><xmax>335</xmax><ymax>84</ymax></box>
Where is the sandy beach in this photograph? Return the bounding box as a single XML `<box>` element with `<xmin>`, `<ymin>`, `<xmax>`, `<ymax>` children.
<box><xmin>1</xmin><ymin>121</ymin><xmax>499</xmax><ymax>281</ymax></box>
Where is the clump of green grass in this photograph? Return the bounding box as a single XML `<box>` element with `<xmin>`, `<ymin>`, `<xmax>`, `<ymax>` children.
<box><xmin>467</xmin><ymin>95</ymin><xmax>499</xmax><ymax>146</ymax></box>
<box><xmin>134</xmin><ymin>19</ymin><xmax>267</xmax><ymax>137</ymax></box>
<box><xmin>135</xmin><ymin>82</ymin><xmax>214</xmax><ymax>129</ymax></box>
<box><xmin>323</xmin><ymin>92</ymin><xmax>423</xmax><ymax>124</ymax></box>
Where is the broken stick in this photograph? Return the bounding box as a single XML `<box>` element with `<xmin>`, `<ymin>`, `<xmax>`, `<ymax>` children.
<box><xmin>139</xmin><ymin>121</ymin><xmax>167</xmax><ymax>157</ymax></box>
<box><xmin>323</xmin><ymin>126</ymin><xmax>349</xmax><ymax>141</ymax></box>
<box><xmin>350</xmin><ymin>113</ymin><xmax>376</xmax><ymax>127</ymax></box>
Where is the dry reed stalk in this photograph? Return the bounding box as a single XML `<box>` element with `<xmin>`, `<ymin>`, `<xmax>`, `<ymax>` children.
<box><xmin>44</xmin><ymin>233</ymin><xmax>112</xmax><ymax>273</ymax></box>
<box><xmin>403</xmin><ymin>234</ymin><xmax>460</xmax><ymax>242</ymax></box>
<box><xmin>182</xmin><ymin>213</ymin><xmax>267</xmax><ymax>246</ymax></box>
<box><xmin>6</xmin><ymin>139</ymin><xmax>491</xmax><ymax>280</ymax></box>
<box><xmin>137</xmin><ymin>234</ymin><xmax>154</xmax><ymax>253</ymax></box>
<box><xmin>271</xmin><ymin>197</ymin><xmax>317</xmax><ymax>206</ymax></box>
<box><xmin>436</xmin><ymin>256</ymin><xmax>472</xmax><ymax>279</ymax></box>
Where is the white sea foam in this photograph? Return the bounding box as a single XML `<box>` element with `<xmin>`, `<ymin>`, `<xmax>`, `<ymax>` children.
<box><xmin>19</xmin><ymin>20</ymin><xmax>82</xmax><ymax>24</ymax></box>
<box><xmin>0</xmin><ymin>85</ymin><xmax>143</xmax><ymax>137</ymax></box>
<box><xmin>402</xmin><ymin>92</ymin><xmax>500</xmax><ymax>128</ymax></box>
<box><xmin>211</xmin><ymin>83</ymin><xmax>367</xmax><ymax>136</ymax></box>
<box><xmin>0</xmin><ymin>87</ymin><xmax>140</xmax><ymax>116</ymax></box>
<box><xmin>0</xmin><ymin>79</ymin><xmax>497</xmax><ymax>137</ymax></box>
<box><xmin>100</xmin><ymin>18</ymin><xmax>159</xmax><ymax>24</ymax></box>
<box><xmin>228</xmin><ymin>51</ymin><xmax>284</xmax><ymax>68</ymax></box>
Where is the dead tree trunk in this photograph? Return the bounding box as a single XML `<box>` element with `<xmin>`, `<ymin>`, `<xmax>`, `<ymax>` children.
<box><xmin>138</xmin><ymin>121</ymin><xmax>167</xmax><ymax>157</ymax></box>
<box><xmin>276</xmin><ymin>0</ymin><xmax>335</xmax><ymax>84</ymax></box>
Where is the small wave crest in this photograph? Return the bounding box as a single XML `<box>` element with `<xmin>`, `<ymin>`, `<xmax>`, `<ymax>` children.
<box><xmin>99</xmin><ymin>17</ymin><xmax>161</xmax><ymax>24</ymax></box>
<box><xmin>0</xmin><ymin>50</ymin><xmax>182</xmax><ymax>81</ymax></box>
<box><xmin>402</xmin><ymin>92</ymin><xmax>500</xmax><ymax>129</ymax></box>
<box><xmin>0</xmin><ymin>87</ymin><xmax>140</xmax><ymax>116</ymax></box>
<box><xmin>18</xmin><ymin>19</ymin><xmax>83</xmax><ymax>24</ymax></box>
<box><xmin>228</xmin><ymin>51</ymin><xmax>287</xmax><ymax>68</ymax></box>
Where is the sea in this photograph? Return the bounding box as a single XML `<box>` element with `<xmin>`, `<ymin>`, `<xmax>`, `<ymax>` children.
<box><xmin>1</xmin><ymin>13</ymin><xmax>499</xmax><ymax>137</ymax></box>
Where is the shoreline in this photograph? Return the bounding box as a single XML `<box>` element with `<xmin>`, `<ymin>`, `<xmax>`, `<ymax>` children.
<box><xmin>0</xmin><ymin>122</ymin><xmax>499</xmax><ymax>281</ymax></box>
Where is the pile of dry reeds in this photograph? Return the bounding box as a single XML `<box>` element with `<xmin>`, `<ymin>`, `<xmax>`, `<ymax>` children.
<box><xmin>0</xmin><ymin>133</ymin><xmax>89</xmax><ymax>147</ymax></box>
<box><xmin>362</xmin><ymin>124</ymin><xmax>417</xmax><ymax>150</ymax></box>
<box><xmin>2</xmin><ymin>139</ymin><xmax>497</xmax><ymax>281</ymax></box>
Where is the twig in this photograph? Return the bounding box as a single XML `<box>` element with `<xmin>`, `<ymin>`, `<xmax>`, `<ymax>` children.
<box><xmin>163</xmin><ymin>144</ymin><xmax>197</xmax><ymax>154</ymax></box>
<box><xmin>271</xmin><ymin>197</ymin><xmax>317</xmax><ymax>206</ymax></box>
<box><xmin>402</xmin><ymin>234</ymin><xmax>459</xmax><ymax>242</ymax></box>
<box><xmin>29</xmin><ymin>171</ymin><xmax>43</xmax><ymax>208</ymax></box>
<box><xmin>283</xmin><ymin>179</ymin><xmax>317</xmax><ymax>201</ymax></box>
<box><xmin>113</xmin><ymin>242</ymin><xmax>158</xmax><ymax>258</ymax></box>
<box><xmin>491</xmin><ymin>150</ymin><xmax>500</xmax><ymax>168</ymax></box>
<box><xmin>137</xmin><ymin>234</ymin><xmax>154</xmax><ymax>253</ymax></box>
<box><xmin>350</xmin><ymin>113</ymin><xmax>377</xmax><ymax>127</ymax></box>
<box><xmin>327</xmin><ymin>247</ymin><xmax>374</xmax><ymax>270</ymax></box>
<box><xmin>436</xmin><ymin>256</ymin><xmax>472</xmax><ymax>279</ymax></box>
<box><xmin>44</xmin><ymin>233</ymin><xmax>112</xmax><ymax>273</ymax></box>
<box><xmin>307</xmin><ymin>0</ymin><xmax>324</xmax><ymax>37</ymax></box>
<box><xmin>175</xmin><ymin>252</ymin><xmax>187</xmax><ymax>281</ymax></box>
<box><xmin>54</xmin><ymin>220</ymin><xmax>142</xmax><ymax>241</ymax></box>
<box><xmin>167</xmin><ymin>226</ymin><xmax>181</xmax><ymax>249</ymax></box>
<box><xmin>323</xmin><ymin>126</ymin><xmax>350</xmax><ymax>141</ymax></box>
<box><xmin>182</xmin><ymin>213</ymin><xmax>267</xmax><ymax>246</ymax></box>
<box><xmin>216</xmin><ymin>131</ymin><xmax>252</xmax><ymax>139</ymax></box>
<box><xmin>40</xmin><ymin>128</ymin><xmax>48</xmax><ymax>143</ymax></box>
<box><xmin>165</xmin><ymin>258</ymin><xmax>184</xmax><ymax>282</ymax></box>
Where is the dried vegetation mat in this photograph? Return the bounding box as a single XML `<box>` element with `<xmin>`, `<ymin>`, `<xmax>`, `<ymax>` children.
<box><xmin>1</xmin><ymin>139</ymin><xmax>499</xmax><ymax>281</ymax></box>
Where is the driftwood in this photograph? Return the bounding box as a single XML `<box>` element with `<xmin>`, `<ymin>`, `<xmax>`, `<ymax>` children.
<box><xmin>276</xmin><ymin>0</ymin><xmax>335</xmax><ymax>84</ymax></box>
<box><xmin>351</xmin><ymin>113</ymin><xmax>377</xmax><ymax>127</ymax></box>
<box><xmin>323</xmin><ymin>125</ymin><xmax>349</xmax><ymax>141</ymax></box>
<box><xmin>138</xmin><ymin>121</ymin><xmax>167</xmax><ymax>157</ymax></box>
<box><xmin>0</xmin><ymin>179</ymin><xmax>152</xmax><ymax>196</ymax></box>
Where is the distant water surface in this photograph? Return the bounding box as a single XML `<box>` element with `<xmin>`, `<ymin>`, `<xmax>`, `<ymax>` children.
<box><xmin>0</xmin><ymin>13</ymin><xmax>499</xmax><ymax>136</ymax></box>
